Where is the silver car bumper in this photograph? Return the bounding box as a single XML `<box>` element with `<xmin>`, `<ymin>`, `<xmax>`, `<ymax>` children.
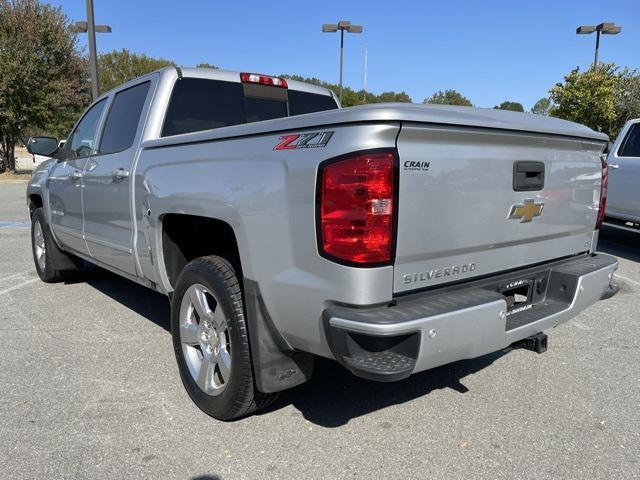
<box><xmin>323</xmin><ymin>253</ymin><xmax>618</xmax><ymax>382</ymax></box>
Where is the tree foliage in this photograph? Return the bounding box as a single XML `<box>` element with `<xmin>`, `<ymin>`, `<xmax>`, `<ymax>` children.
<box><xmin>0</xmin><ymin>0</ymin><xmax>89</xmax><ymax>171</ymax></box>
<box><xmin>613</xmin><ymin>68</ymin><xmax>640</xmax><ymax>136</ymax></box>
<box><xmin>549</xmin><ymin>64</ymin><xmax>618</xmax><ymax>137</ymax></box>
<box><xmin>494</xmin><ymin>101</ymin><xmax>524</xmax><ymax>112</ymax></box>
<box><xmin>423</xmin><ymin>89</ymin><xmax>473</xmax><ymax>107</ymax></box>
<box><xmin>98</xmin><ymin>49</ymin><xmax>176</xmax><ymax>94</ymax></box>
<box><xmin>531</xmin><ymin>97</ymin><xmax>552</xmax><ymax>116</ymax></box>
<box><xmin>195</xmin><ymin>62</ymin><xmax>218</xmax><ymax>69</ymax></box>
<box><xmin>282</xmin><ymin>75</ymin><xmax>412</xmax><ymax>107</ymax></box>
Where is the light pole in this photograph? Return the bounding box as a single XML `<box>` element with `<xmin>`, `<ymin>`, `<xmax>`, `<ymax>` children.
<box><xmin>576</xmin><ymin>22</ymin><xmax>621</xmax><ymax>69</ymax></box>
<box><xmin>72</xmin><ymin>0</ymin><xmax>112</xmax><ymax>100</ymax></box>
<box><xmin>322</xmin><ymin>20</ymin><xmax>363</xmax><ymax>106</ymax></box>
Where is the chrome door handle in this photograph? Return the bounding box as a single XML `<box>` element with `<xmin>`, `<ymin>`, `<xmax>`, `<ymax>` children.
<box><xmin>608</xmin><ymin>163</ymin><xmax>620</xmax><ymax>170</ymax></box>
<box><xmin>69</xmin><ymin>170</ymin><xmax>82</xmax><ymax>180</ymax></box>
<box><xmin>112</xmin><ymin>168</ymin><xmax>130</xmax><ymax>181</ymax></box>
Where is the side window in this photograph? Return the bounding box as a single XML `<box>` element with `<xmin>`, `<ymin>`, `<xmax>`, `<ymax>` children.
<box><xmin>99</xmin><ymin>82</ymin><xmax>151</xmax><ymax>154</ymax></box>
<box><xmin>67</xmin><ymin>98</ymin><xmax>107</xmax><ymax>159</ymax></box>
<box><xmin>619</xmin><ymin>124</ymin><xmax>640</xmax><ymax>157</ymax></box>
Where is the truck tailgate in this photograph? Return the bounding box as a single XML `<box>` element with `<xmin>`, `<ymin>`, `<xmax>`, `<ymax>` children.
<box><xmin>394</xmin><ymin>123</ymin><xmax>606</xmax><ymax>294</ymax></box>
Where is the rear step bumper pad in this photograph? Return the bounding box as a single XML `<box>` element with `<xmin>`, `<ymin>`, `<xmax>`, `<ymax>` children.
<box><xmin>323</xmin><ymin>253</ymin><xmax>618</xmax><ymax>381</ymax></box>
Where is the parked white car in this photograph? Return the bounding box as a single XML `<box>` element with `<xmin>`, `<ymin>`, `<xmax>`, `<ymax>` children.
<box><xmin>605</xmin><ymin>119</ymin><xmax>640</xmax><ymax>231</ymax></box>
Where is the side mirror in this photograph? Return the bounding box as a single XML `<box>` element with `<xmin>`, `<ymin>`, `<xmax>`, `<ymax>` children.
<box><xmin>26</xmin><ymin>136</ymin><xmax>59</xmax><ymax>157</ymax></box>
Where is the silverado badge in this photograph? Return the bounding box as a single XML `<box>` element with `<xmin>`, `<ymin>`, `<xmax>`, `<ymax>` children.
<box><xmin>508</xmin><ymin>199</ymin><xmax>544</xmax><ymax>223</ymax></box>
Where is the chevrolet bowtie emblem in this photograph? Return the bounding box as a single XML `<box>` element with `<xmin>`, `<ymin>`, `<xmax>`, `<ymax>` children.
<box><xmin>508</xmin><ymin>199</ymin><xmax>544</xmax><ymax>223</ymax></box>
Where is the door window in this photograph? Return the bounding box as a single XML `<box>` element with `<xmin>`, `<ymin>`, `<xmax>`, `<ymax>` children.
<box><xmin>67</xmin><ymin>98</ymin><xmax>107</xmax><ymax>159</ymax></box>
<box><xmin>618</xmin><ymin>124</ymin><xmax>640</xmax><ymax>157</ymax></box>
<box><xmin>99</xmin><ymin>82</ymin><xmax>151</xmax><ymax>154</ymax></box>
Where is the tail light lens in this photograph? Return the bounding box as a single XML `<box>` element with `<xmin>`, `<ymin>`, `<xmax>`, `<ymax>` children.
<box><xmin>318</xmin><ymin>150</ymin><xmax>396</xmax><ymax>265</ymax></box>
<box><xmin>596</xmin><ymin>153</ymin><xmax>608</xmax><ymax>229</ymax></box>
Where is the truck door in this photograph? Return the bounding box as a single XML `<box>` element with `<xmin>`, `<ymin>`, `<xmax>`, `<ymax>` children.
<box><xmin>82</xmin><ymin>81</ymin><xmax>151</xmax><ymax>275</ymax></box>
<box><xmin>47</xmin><ymin>98</ymin><xmax>107</xmax><ymax>255</ymax></box>
<box><xmin>608</xmin><ymin>122</ymin><xmax>640</xmax><ymax>222</ymax></box>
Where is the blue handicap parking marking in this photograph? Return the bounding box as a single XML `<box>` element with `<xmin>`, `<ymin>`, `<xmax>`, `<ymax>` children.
<box><xmin>0</xmin><ymin>221</ymin><xmax>31</xmax><ymax>229</ymax></box>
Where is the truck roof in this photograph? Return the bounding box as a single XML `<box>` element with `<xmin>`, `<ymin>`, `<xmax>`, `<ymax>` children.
<box><xmin>100</xmin><ymin>66</ymin><xmax>334</xmax><ymax>99</ymax></box>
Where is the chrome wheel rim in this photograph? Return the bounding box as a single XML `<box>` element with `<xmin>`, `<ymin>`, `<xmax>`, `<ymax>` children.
<box><xmin>33</xmin><ymin>220</ymin><xmax>46</xmax><ymax>271</ymax></box>
<box><xmin>179</xmin><ymin>283</ymin><xmax>231</xmax><ymax>396</ymax></box>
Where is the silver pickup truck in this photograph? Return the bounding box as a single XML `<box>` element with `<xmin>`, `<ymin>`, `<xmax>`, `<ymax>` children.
<box><xmin>26</xmin><ymin>67</ymin><xmax>618</xmax><ymax>420</ymax></box>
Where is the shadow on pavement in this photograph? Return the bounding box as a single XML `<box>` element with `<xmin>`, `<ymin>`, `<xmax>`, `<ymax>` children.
<box><xmin>81</xmin><ymin>264</ymin><xmax>509</xmax><ymax>427</ymax></box>
<box><xmin>82</xmin><ymin>266</ymin><xmax>171</xmax><ymax>332</ymax></box>
<box><xmin>263</xmin><ymin>350</ymin><xmax>507</xmax><ymax>427</ymax></box>
<box><xmin>598</xmin><ymin>226</ymin><xmax>640</xmax><ymax>263</ymax></box>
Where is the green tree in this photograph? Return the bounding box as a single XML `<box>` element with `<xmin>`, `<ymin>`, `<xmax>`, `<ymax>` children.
<box><xmin>98</xmin><ymin>49</ymin><xmax>175</xmax><ymax>94</ymax></box>
<box><xmin>423</xmin><ymin>90</ymin><xmax>473</xmax><ymax>107</ymax></box>
<box><xmin>494</xmin><ymin>101</ymin><xmax>524</xmax><ymax>112</ymax></box>
<box><xmin>0</xmin><ymin>0</ymin><xmax>89</xmax><ymax>172</ymax></box>
<box><xmin>282</xmin><ymin>74</ymin><xmax>412</xmax><ymax>107</ymax></box>
<box><xmin>531</xmin><ymin>97</ymin><xmax>552</xmax><ymax>115</ymax></box>
<box><xmin>549</xmin><ymin>64</ymin><xmax>617</xmax><ymax>136</ymax></box>
<box><xmin>195</xmin><ymin>62</ymin><xmax>218</xmax><ymax>69</ymax></box>
<box><xmin>613</xmin><ymin>68</ymin><xmax>640</xmax><ymax>137</ymax></box>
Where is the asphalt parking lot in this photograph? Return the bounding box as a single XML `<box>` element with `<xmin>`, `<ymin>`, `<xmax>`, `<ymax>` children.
<box><xmin>1</xmin><ymin>182</ymin><xmax>638</xmax><ymax>479</ymax></box>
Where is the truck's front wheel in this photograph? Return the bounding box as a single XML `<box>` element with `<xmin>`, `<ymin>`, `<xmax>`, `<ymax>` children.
<box><xmin>171</xmin><ymin>256</ymin><xmax>277</xmax><ymax>421</ymax></box>
<box><xmin>31</xmin><ymin>208</ymin><xmax>83</xmax><ymax>283</ymax></box>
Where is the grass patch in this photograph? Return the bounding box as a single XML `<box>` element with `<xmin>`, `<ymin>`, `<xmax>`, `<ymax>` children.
<box><xmin>0</xmin><ymin>171</ymin><xmax>31</xmax><ymax>182</ymax></box>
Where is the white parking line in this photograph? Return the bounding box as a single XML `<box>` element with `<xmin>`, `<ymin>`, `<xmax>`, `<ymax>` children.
<box><xmin>0</xmin><ymin>278</ymin><xmax>39</xmax><ymax>296</ymax></box>
<box><xmin>0</xmin><ymin>270</ymin><xmax>33</xmax><ymax>282</ymax></box>
<box><xmin>615</xmin><ymin>274</ymin><xmax>640</xmax><ymax>287</ymax></box>
<box><xmin>571</xmin><ymin>320</ymin><xmax>592</xmax><ymax>330</ymax></box>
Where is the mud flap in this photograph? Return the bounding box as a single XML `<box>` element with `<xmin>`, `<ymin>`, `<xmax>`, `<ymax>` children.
<box><xmin>243</xmin><ymin>279</ymin><xmax>314</xmax><ymax>393</ymax></box>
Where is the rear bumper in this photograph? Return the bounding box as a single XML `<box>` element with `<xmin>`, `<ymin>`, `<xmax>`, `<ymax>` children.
<box><xmin>323</xmin><ymin>253</ymin><xmax>618</xmax><ymax>382</ymax></box>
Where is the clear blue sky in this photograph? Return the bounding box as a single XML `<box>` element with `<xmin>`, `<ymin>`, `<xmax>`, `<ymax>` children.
<box><xmin>49</xmin><ymin>0</ymin><xmax>638</xmax><ymax>109</ymax></box>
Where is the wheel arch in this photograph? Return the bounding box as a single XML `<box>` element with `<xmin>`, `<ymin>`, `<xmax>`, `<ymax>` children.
<box><xmin>27</xmin><ymin>193</ymin><xmax>43</xmax><ymax>218</ymax></box>
<box><xmin>159</xmin><ymin>213</ymin><xmax>245</xmax><ymax>291</ymax></box>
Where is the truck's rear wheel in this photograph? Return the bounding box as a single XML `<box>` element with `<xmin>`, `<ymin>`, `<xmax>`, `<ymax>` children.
<box><xmin>171</xmin><ymin>256</ymin><xmax>277</xmax><ymax>421</ymax></box>
<box><xmin>31</xmin><ymin>208</ymin><xmax>83</xmax><ymax>283</ymax></box>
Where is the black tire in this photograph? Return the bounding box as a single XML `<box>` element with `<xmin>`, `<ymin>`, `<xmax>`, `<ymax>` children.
<box><xmin>31</xmin><ymin>208</ymin><xmax>83</xmax><ymax>283</ymax></box>
<box><xmin>171</xmin><ymin>255</ymin><xmax>277</xmax><ymax>421</ymax></box>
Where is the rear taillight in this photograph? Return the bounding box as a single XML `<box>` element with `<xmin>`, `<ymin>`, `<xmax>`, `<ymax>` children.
<box><xmin>317</xmin><ymin>150</ymin><xmax>396</xmax><ymax>266</ymax></box>
<box><xmin>596</xmin><ymin>153</ymin><xmax>608</xmax><ymax>229</ymax></box>
<box><xmin>240</xmin><ymin>72</ymin><xmax>288</xmax><ymax>88</ymax></box>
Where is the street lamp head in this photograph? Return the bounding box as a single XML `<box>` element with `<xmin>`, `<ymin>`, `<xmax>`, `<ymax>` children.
<box><xmin>347</xmin><ymin>25</ymin><xmax>363</xmax><ymax>34</ymax></box>
<box><xmin>577</xmin><ymin>23</ymin><xmax>622</xmax><ymax>35</ymax></box>
<box><xmin>322</xmin><ymin>24</ymin><xmax>338</xmax><ymax>33</ymax></box>
<box><xmin>576</xmin><ymin>25</ymin><xmax>596</xmax><ymax>34</ymax></box>
<box><xmin>599</xmin><ymin>22</ymin><xmax>621</xmax><ymax>34</ymax></box>
<box><xmin>71</xmin><ymin>21</ymin><xmax>111</xmax><ymax>34</ymax></box>
<box><xmin>337</xmin><ymin>20</ymin><xmax>351</xmax><ymax>29</ymax></box>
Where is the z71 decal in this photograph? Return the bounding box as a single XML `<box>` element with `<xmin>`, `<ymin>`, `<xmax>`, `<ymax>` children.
<box><xmin>273</xmin><ymin>131</ymin><xmax>334</xmax><ymax>150</ymax></box>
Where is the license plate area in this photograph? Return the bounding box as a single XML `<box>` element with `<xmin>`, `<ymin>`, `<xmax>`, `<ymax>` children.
<box><xmin>499</xmin><ymin>279</ymin><xmax>534</xmax><ymax>315</ymax></box>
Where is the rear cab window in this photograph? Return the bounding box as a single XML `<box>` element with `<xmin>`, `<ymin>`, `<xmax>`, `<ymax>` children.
<box><xmin>161</xmin><ymin>77</ymin><xmax>338</xmax><ymax>137</ymax></box>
